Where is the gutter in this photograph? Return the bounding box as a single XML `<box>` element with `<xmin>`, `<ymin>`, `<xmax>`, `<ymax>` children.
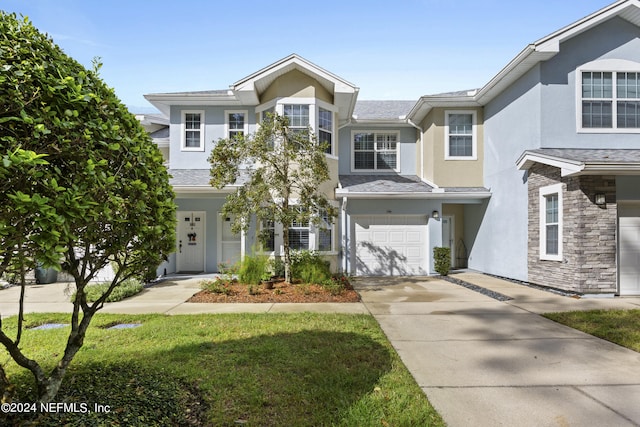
<box><xmin>334</xmin><ymin>190</ymin><xmax>491</xmax><ymax>200</ymax></box>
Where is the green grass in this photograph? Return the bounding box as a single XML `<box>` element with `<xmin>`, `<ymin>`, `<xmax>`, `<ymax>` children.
<box><xmin>1</xmin><ymin>313</ymin><xmax>444</xmax><ymax>426</ymax></box>
<box><xmin>544</xmin><ymin>309</ymin><xmax>640</xmax><ymax>352</ymax></box>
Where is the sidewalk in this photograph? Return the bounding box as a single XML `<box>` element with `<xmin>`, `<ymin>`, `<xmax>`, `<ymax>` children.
<box><xmin>4</xmin><ymin>272</ymin><xmax>640</xmax><ymax>425</ymax></box>
<box><xmin>0</xmin><ymin>276</ymin><xmax>368</xmax><ymax>319</ymax></box>
<box><xmin>355</xmin><ymin>273</ymin><xmax>640</xmax><ymax>427</ymax></box>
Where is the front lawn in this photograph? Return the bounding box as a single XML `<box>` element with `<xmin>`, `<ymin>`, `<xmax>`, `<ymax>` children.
<box><xmin>544</xmin><ymin>309</ymin><xmax>640</xmax><ymax>352</ymax></box>
<box><xmin>1</xmin><ymin>313</ymin><xmax>444</xmax><ymax>426</ymax></box>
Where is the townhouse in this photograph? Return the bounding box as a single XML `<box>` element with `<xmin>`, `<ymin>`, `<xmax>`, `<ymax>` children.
<box><xmin>142</xmin><ymin>0</ymin><xmax>640</xmax><ymax>295</ymax></box>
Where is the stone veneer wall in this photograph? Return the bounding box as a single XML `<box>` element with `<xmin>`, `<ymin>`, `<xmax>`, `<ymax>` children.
<box><xmin>527</xmin><ymin>164</ymin><xmax>617</xmax><ymax>294</ymax></box>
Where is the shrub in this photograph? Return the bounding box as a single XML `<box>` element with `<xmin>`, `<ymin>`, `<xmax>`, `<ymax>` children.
<box><xmin>238</xmin><ymin>254</ymin><xmax>269</xmax><ymax>286</ymax></box>
<box><xmin>269</xmin><ymin>257</ymin><xmax>285</xmax><ymax>278</ymax></box>
<box><xmin>290</xmin><ymin>250</ymin><xmax>331</xmax><ymax>283</ymax></box>
<box><xmin>433</xmin><ymin>247</ymin><xmax>451</xmax><ymax>276</ymax></box>
<box><xmin>200</xmin><ymin>278</ymin><xmax>232</xmax><ymax>295</ymax></box>
<box><xmin>321</xmin><ymin>274</ymin><xmax>351</xmax><ymax>295</ymax></box>
<box><xmin>74</xmin><ymin>279</ymin><xmax>144</xmax><ymax>303</ymax></box>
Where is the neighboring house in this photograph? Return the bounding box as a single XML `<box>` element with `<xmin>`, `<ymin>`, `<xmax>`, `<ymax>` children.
<box><xmin>141</xmin><ymin>0</ymin><xmax>640</xmax><ymax>296</ymax></box>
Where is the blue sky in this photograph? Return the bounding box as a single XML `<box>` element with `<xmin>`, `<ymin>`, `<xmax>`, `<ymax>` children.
<box><xmin>2</xmin><ymin>0</ymin><xmax>615</xmax><ymax>112</ymax></box>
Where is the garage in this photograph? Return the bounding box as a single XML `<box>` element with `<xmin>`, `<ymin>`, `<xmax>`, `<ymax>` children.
<box><xmin>353</xmin><ymin>215</ymin><xmax>428</xmax><ymax>276</ymax></box>
<box><xmin>619</xmin><ymin>203</ymin><xmax>640</xmax><ymax>295</ymax></box>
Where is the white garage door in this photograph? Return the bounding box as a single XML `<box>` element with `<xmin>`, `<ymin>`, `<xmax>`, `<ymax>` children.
<box><xmin>353</xmin><ymin>215</ymin><xmax>428</xmax><ymax>276</ymax></box>
<box><xmin>619</xmin><ymin>203</ymin><xmax>640</xmax><ymax>295</ymax></box>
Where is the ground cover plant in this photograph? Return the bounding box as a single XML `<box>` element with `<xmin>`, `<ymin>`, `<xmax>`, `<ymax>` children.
<box><xmin>71</xmin><ymin>279</ymin><xmax>145</xmax><ymax>303</ymax></box>
<box><xmin>0</xmin><ymin>313</ymin><xmax>444</xmax><ymax>426</ymax></box>
<box><xmin>544</xmin><ymin>309</ymin><xmax>640</xmax><ymax>352</ymax></box>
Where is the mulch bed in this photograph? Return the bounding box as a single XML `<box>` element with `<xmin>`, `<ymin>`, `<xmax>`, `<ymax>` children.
<box><xmin>188</xmin><ymin>279</ymin><xmax>360</xmax><ymax>303</ymax></box>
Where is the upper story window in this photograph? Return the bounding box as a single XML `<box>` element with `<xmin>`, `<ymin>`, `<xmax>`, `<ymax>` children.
<box><xmin>318</xmin><ymin>108</ymin><xmax>333</xmax><ymax>154</ymax></box>
<box><xmin>582</xmin><ymin>71</ymin><xmax>640</xmax><ymax>129</ymax></box>
<box><xmin>578</xmin><ymin>60</ymin><xmax>640</xmax><ymax>132</ymax></box>
<box><xmin>258</xmin><ymin>100</ymin><xmax>337</xmax><ymax>156</ymax></box>
<box><xmin>226</xmin><ymin>110</ymin><xmax>248</xmax><ymax>139</ymax></box>
<box><xmin>352</xmin><ymin>131</ymin><xmax>399</xmax><ymax>172</ymax></box>
<box><xmin>283</xmin><ymin>104</ymin><xmax>309</xmax><ymax>132</ymax></box>
<box><xmin>445</xmin><ymin>111</ymin><xmax>477</xmax><ymax>160</ymax></box>
<box><xmin>182</xmin><ymin>110</ymin><xmax>205</xmax><ymax>151</ymax></box>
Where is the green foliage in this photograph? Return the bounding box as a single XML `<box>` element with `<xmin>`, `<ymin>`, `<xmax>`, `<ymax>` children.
<box><xmin>200</xmin><ymin>278</ymin><xmax>232</xmax><ymax>295</ymax></box>
<box><xmin>72</xmin><ymin>279</ymin><xmax>144</xmax><ymax>303</ymax></box>
<box><xmin>4</xmin><ymin>363</ymin><xmax>201</xmax><ymax>426</ymax></box>
<box><xmin>0</xmin><ymin>11</ymin><xmax>176</xmax><ymax>279</ymax></box>
<box><xmin>290</xmin><ymin>250</ymin><xmax>331</xmax><ymax>284</ymax></box>
<box><xmin>209</xmin><ymin>113</ymin><xmax>337</xmax><ymax>283</ymax></box>
<box><xmin>433</xmin><ymin>247</ymin><xmax>451</xmax><ymax>276</ymax></box>
<box><xmin>0</xmin><ymin>12</ymin><xmax>176</xmax><ymax>402</ymax></box>
<box><xmin>269</xmin><ymin>257</ymin><xmax>285</xmax><ymax>278</ymax></box>
<box><xmin>238</xmin><ymin>254</ymin><xmax>269</xmax><ymax>286</ymax></box>
<box><xmin>321</xmin><ymin>274</ymin><xmax>352</xmax><ymax>296</ymax></box>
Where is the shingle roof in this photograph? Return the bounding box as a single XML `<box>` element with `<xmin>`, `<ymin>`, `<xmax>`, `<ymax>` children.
<box><xmin>353</xmin><ymin>101</ymin><xmax>415</xmax><ymax>121</ymax></box>
<box><xmin>526</xmin><ymin>148</ymin><xmax>640</xmax><ymax>163</ymax></box>
<box><xmin>168</xmin><ymin>169</ymin><xmax>251</xmax><ymax>188</ymax></box>
<box><xmin>168</xmin><ymin>169</ymin><xmax>211</xmax><ymax>187</ymax></box>
<box><xmin>339</xmin><ymin>175</ymin><xmax>434</xmax><ymax>193</ymax></box>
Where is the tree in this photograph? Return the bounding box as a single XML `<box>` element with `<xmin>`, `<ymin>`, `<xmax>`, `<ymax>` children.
<box><xmin>209</xmin><ymin>113</ymin><xmax>336</xmax><ymax>283</ymax></box>
<box><xmin>0</xmin><ymin>12</ymin><xmax>176</xmax><ymax>403</ymax></box>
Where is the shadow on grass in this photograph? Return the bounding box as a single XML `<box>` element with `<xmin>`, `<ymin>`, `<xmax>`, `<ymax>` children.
<box><xmin>3</xmin><ymin>330</ymin><xmax>392</xmax><ymax>426</ymax></box>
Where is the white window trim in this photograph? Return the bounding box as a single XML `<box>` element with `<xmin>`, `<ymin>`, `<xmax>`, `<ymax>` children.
<box><xmin>539</xmin><ymin>183</ymin><xmax>563</xmax><ymax>261</ymax></box>
<box><xmin>318</xmin><ymin>107</ymin><xmax>335</xmax><ymax>157</ymax></box>
<box><xmin>444</xmin><ymin>110</ymin><xmax>477</xmax><ymax>160</ymax></box>
<box><xmin>257</xmin><ymin>205</ymin><xmax>338</xmax><ymax>255</ymax></box>
<box><xmin>256</xmin><ymin>98</ymin><xmax>338</xmax><ymax>156</ymax></box>
<box><xmin>350</xmin><ymin>130</ymin><xmax>401</xmax><ymax>172</ymax></box>
<box><xmin>576</xmin><ymin>59</ymin><xmax>640</xmax><ymax>133</ymax></box>
<box><xmin>181</xmin><ymin>110</ymin><xmax>205</xmax><ymax>152</ymax></box>
<box><xmin>225</xmin><ymin>110</ymin><xmax>248</xmax><ymax>139</ymax></box>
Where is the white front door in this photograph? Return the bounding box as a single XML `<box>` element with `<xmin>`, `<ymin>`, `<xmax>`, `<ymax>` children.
<box><xmin>619</xmin><ymin>203</ymin><xmax>640</xmax><ymax>295</ymax></box>
<box><xmin>353</xmin><ymin>215</ymin><xmax>428</xmax><ymax>276</ymax></box>
<box><xmin>442</xmin><ymin>216</ymin><xmax>455</xmax><ymax>268</ymax></box>
<box><xmin>177</xmin><ymin>212</ymin><xmax>205</xmax><ymax>273</ymax></box>
<box><xmin>218</xmin><ymin>214</ymin><xmax>241</xmax><ymax>269</ymax></box>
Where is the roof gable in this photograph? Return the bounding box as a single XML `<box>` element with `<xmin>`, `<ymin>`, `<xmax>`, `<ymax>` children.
<box><xmin>476</xmin><ymin>0</ymin><xmax>640</xmax><ymax>104</ymax></box>
<box><xmin>231</xmin><ymin>54</ymin><xmax>359</xmax><ymax>121</ymax></box>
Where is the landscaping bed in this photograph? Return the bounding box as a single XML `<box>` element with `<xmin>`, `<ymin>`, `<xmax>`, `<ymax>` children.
<box><xmin>188</xmin><ymin>278</ymin><xmax>361</xmax><ymax>303</ymax></box>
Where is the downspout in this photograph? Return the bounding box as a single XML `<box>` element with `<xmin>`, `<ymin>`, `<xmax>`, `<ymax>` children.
<box><xmin>341</xmin><ymin>197</ymin><xmax>348</xmax><ymax>274</ymax></box>
<box><xmin>407</xmin><ymin>119</ymin><xmax>424</xmax><ymax>181</ymax></box>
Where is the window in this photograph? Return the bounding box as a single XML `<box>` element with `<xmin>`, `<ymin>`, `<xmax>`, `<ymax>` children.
<box><xmin>261</xmin><ymin>219</ymin><xmax>275</xmax><ymax>252</ymax></box>
<box><xmin>581</xmin><ymin>71</ymin><xmax>640</xmax><ymax>130</ymax></box>
<box><xmin>226</xmin><ymin>111</ymin><xmax>247</xmax><ymax>139</ymax></box>
<box><xmin>289</xmin><ymin>210</ymin><xmax>310</xmax><ymax>251</ymax></box>
<box><xmin>318</xmin><ymin>108</ymin><xmax>333</xmax><ymax>154</ymax></box>
<box><xmin>259</xmin><ymin>206</ymin><xmax>335</xmax><ymax>253</ymax></box>
<box><xmin>445</xmin><ymin>111</ymin><xmax>476</xmax><ymax>159</ymax></box>
<box><xmin>182</xmin><ymin>111</ymin><xmax>204</xmax><ymax>151</ymax></box>
<box><xmin>539</xmin><ymin>184</ymin><xmax>563</xmax><ymax>261</ymax></box>
<box><xmin>318</xmin><ymin>209</ymin><xmax>333</xmax><ymax>252</ymax></box>
<box><xmin>283</xmin><ymin>104</ymin><xmax>309</xmax><ymax>132</ymax></box>
<box><xmin>352</xmin><ymin>132</ymin><xmax>399</xmax><ymax>171</ymax></box>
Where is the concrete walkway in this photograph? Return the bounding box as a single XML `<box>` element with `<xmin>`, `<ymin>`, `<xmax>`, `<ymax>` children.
<box><xmin>3</xmin><ymin>272</ymin><xmax>640</xmax><ymax>425</ymax></box>
<box><xmin>355</xmin><ymin>272</ymin><xmax>640</xmax><ymax>427</ymax></box>
<box><xmin>0</xmin><ymin>275</ymin><xmax>368</xmax><ymax>319</ymax></box>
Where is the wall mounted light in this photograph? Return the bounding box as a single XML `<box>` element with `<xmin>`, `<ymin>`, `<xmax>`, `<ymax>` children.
<box><xmin>432</xmin><ymin>210</ymin><xmax>440</xmax><ymax>219</ymax></box>
<box><xmin>595</xmin><ymin>193</ymin><xmax>606</xmax><ymax>205</ymax></box>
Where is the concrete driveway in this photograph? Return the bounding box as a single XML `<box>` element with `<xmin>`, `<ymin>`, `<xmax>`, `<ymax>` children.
<box><xmin>355</xmin><ymin>274</ymin><xmax>640</xmax><ymax>427</ymax></box>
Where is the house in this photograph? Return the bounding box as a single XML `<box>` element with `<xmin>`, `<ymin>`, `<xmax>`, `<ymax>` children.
<box><xmin>142</xmin><ymin>0</ymin><xmax>640</xmax><ymax>296</ymax></box>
